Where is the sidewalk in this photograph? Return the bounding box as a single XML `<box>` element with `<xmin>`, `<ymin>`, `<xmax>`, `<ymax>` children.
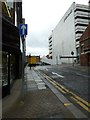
<box><xmin>2</xmin><ymin>66</ymin><xmax>74</xmax><ymax>118</ymax></box>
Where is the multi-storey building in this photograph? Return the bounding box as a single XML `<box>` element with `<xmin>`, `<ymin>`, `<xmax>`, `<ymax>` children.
<box><xmin>48</xmin><ymin>2</ymin><xmax>89</xmax><ymax>64</ymax></box>
<box><xmin>48</xmin><ymin>35</ymin><xmax>53</xmax><ymax>59</ymax></box>
<box><xmin>1</xmin><ymin>1</ymin><xmax>23</xmax><ymax>97</ymax></box>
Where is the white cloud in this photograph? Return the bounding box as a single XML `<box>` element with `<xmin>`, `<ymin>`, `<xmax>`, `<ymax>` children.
<box><xmin>26</xmin><ymin>46</ymin><xmax>49</xmax><ymax>57</ymax></box>
<box><xmin>23</xmin><ymin>0</ymin><xmax>88</xmax><ymax>56</ymax></box>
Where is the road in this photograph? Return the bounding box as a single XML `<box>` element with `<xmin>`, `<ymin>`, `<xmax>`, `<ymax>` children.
<box><xmin>35</xmin><ymin>64</ymin><xmax>90</xmax><ymax>116</ymax></box>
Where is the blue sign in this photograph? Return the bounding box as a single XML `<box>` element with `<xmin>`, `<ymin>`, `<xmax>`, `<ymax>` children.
<box><xmin>20</xmin><ymin>24</ymin><xmax>28</xmax><ymax>36</ymax></box>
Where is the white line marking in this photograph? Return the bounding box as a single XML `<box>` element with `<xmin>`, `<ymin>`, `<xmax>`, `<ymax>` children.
<box><xmin>52</xmin><ymin>72</ymin><xmax>64</xmax><ymax>78</ymax></box>
<box><xmin>76</xmin><ymin>72</ymin><xmax>90</xmax><ymax>78</ymax></box>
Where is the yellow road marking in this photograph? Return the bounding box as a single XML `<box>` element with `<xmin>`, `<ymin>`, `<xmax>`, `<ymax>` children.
<box><xmin>55</xmin><ymin>85</ymin><xmax>66</xmax><ymax>94</ymax></box>
<box><xmin>53</xmin><ymin>80</ymin><xmax>90</xmax><ymax>107</ymax></box>
<box><xmin>64</xmin><ymin>103</ymin><xmax>72</xmax><ymax>106</ymax></box>
<box><xmin>69</xmin><ymin>91</ymin><xmax>89</xmax><ymax>107</ymax></box>
<box><xmin>43</xmin><ymin>73</ymin><xmax>90</xmax><ymax>110</ymax></box>
<box><xmin>71</xmin><ymin>96</ymin><xmax>90</xmax><ymax>112</ymax></box>
<box><xmin>45</xmin><ymin>76</ymin><xmax>66</xmax><ymax>94</ymax></box>
<box><xmin>53</xmin><ymin>80</ymin><xmax>70</xmax><ymax>93</ymax></box>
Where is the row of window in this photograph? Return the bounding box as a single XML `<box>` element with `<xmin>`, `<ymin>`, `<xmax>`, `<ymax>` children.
<box><xmin>49</xmin><ymin>44</ymin><xmax>52</xmax><ymax>47</ymax></box>
<box><xmin>75</xmin><ymin>31</ymin><xmax>84</xmax><ymax>34</ymax></box>
<box><xmin>49</xmin><ymin>40</ymin><xmax>52</xmax><ymax>44</ymax></box>
<box><xmin>49</xmin><ymin>52</ymin><xmax>52</xmax><ymax>54</ymax></box>
<box><xmin>74</xmin><ymin>8</ymin><xmax>90</xmax><ymax>13</ymax></box>
<box><xmin>49</xmin><ymin>48</ymin><xmax>52</xmax><ymax>51</ymax></box>
<box><xmin>75</xmin><ymin>23</ymin><xmax>88</xmax><ymax>27</ymax></box>
<box><xmin>49</xmin><ymin>36</ymin><xmax>52</xmax><ymax>40</ymax></box>
<box><xmin>76</xmin><ymin>38</ymin><xmax>80</xmax><ymax>42</ymax></box>
<box><xmin>75</xmin><ymin>16</ymin><xmax>90</xmax><ymax>20</ymax></box>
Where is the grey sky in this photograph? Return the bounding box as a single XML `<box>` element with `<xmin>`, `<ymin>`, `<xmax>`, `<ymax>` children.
<box><xmin>23</xmin><ymin>0</ymin><xmax>88</xmax><ymax>57</ymax></box>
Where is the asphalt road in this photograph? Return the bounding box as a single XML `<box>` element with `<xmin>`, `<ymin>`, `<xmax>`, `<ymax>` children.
<box><xmin>35</xmin><ymin>64</ymin><xmax>90</xmax><ymax>116</ymax></box>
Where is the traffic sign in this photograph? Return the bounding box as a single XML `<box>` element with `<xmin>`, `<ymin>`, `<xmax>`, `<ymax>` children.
<box><xmin>71</xmin><ymin>51</ymin><xmax>74</xmax><ymax>55</ymax></box>
<box><xmin>20</xmin><ymin>24</ymin><xmax>28</xmax><ymax>36</ymax></box>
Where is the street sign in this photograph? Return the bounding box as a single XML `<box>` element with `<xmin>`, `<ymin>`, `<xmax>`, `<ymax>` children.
<box><xmin>20</xmin><ymin>24</ymin><xmax>28</xmax><ymax>36</ymax></box>
<box><xmin>71</xmin><ymin>51</ymin><xmax>74</xmax><ymax>55</ymax></box>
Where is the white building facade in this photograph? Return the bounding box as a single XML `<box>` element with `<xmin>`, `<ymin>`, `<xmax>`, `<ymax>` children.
<box><xmin>49</xmin><ymin>2</ymin><xmax>89</xmax><ymax>64</ymax></box>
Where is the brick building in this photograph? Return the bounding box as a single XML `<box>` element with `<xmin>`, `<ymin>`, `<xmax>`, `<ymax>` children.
<box><xmin>80</xmin><ymin>24</ymin><xmax>90</xmax><ymax>66</ymax></box>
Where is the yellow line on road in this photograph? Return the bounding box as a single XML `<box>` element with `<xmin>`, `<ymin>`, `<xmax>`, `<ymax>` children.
<box><xmin>55</xmin><ymin>85</ymin><xmax>66</xmax><ymax>94</ymax></box>
<box><xmin>53</xmin><ymin>80</ymin><xmax>90</xmax><ymax>107</ymax></box>
<box><xmin>43</xmin><ymin>73</ymin><xmax>90</xmax><ymax>109</ymax></box>
<box><xmin>69</xmin><ymin>91</ymin><xmax>89</xmax><ymax>107</ymax></box>
<box><xmin>46</xmin><ymin>76</ymin><xmax>66</xmax><ymax>94</ymax></box>
<box><xmin>64</xmin><ymin>103</ymin><xmax>73</xmax><ymax>106</ymax></box>
<box><xmin>53</xmin><ymin>80</ymin><xmax>70</xmax><ymax>93</ymax></box>
<box><xmin>71</xmin><ymin>96</ymin><xmax>90</xmax><ymax>112</ymax></box>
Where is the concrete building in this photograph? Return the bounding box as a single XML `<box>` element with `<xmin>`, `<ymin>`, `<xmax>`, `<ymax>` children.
<box><xmin>49</xmin><ymin>2</ymin><xmax>89</xmax><ymax>64</ymax></box>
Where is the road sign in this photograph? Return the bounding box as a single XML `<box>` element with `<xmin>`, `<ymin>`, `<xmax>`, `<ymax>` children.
<box><xmin>71</xmin><ymin>51</ymin><xmax>74</xmax><ymax>55</ymax></box>
<box><xmin>20</xmin><ymin>24</ymin><xmax>27</xmax><ymax>36</ymax></box>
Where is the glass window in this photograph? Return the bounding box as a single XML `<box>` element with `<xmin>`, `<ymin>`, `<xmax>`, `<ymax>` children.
<box><xmin>2</xmin><ymin>52</ymin><xmax>8</xmax><ymax>86</ymax></box>
<box><xmin>10</xmin><ymin>54</ymin><xmax>16</xmax><ymax>84</ymax></box>
<box><xmin>0</xmin><ymin>51</ymin><xmax>2</xmax><ymax>87</ymax></box>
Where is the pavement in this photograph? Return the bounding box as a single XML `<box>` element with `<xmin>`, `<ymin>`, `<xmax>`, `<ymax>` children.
<box><xmin>2</xmin><ymin>66</ymin><xmax>76</xmax><ymax>119</ymax></box>
<box><xmin>2</xmin><ymin>64</ymin><xmax>89</xmax><ymax>119</ymax></box>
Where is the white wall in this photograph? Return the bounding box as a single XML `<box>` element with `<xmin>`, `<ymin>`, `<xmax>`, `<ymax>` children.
<box><xmin>52</xmin><ymin>3</ymin><xmax>76</xmax><ymax>64</ymax></box>
<box><xmin>41</xmin><ymin>56</ymin><xmax>53</xmax><ymax>65</ymax></box>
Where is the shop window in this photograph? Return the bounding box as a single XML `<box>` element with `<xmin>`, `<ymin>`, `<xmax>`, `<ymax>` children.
<box><xmin>0</xmin><ymin>51</ymin><xmax>2</xmax><ymax>87</ymax></box>
<box><xmin>10</xmin><ymin>54</ymin><xmax>16</xmax><ymax>84</ymax></box>
<box><xmin>2</xmin><ymin>52</ymin><xmax>8</xmax><ymax>86</ymax></box>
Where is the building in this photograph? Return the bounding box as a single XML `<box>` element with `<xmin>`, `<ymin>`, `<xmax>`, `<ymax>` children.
<box><xmin>49</xmin><ymin>35</ymin><xmax>53</xmax><ymax>59</ymax></box>
<box><xmin>80</xmin><ymin>24</ymin><xmax>90</xmax><ymax>66</ymax></box>
<box><xmin>1</xmin><ymin>1</ymin><xmax>23</xmax><ymax>97</ymax></box>
<box><xmin>48</xmin><ymin>2</ymin><xmax>89</xmax><ymax>64</ymax></box>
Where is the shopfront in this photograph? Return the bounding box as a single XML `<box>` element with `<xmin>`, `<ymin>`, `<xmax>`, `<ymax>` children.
<box><xmin>2</xmin><ymin>16</ymin><xmax>22</xmax><ymax>97</ymax></box>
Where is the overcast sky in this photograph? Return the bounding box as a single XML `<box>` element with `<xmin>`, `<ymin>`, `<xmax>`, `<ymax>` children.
<box><xmin>22</xmin><ymin>0</ymin><xmax>88</xmax><ymax>57</ymax></box>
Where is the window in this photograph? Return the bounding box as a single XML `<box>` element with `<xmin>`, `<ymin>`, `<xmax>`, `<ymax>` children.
<box><xmin>74</xmin><ymin>9</ymin><xmax>90</xmax><ymax>13</ymax></box>
<box><xmin>76</xmin><ymin>39</ymin><xmax>80</xmax><ymax>42</ymax></box>
<box><xmin>75</xmin><ymin>23</ymin><xmax>88</xmax><ymax>27</ymax></box>
<box><xmin>75</xmin><ymin>16</ymin><xmax>90</xmax><ymax>20</ymax></box>
<box><xmin>2</xmin><ymin>51</ymin><xmax>8</xmax><ymax>86</ymax></box>
<box><xmin>75</xmin><ymin>31</ymin><xmax>84</xmax><ymax>34</ymax></box>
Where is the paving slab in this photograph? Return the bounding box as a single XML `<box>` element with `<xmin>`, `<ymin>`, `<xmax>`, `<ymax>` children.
<box><xmin>2</xmin><ymin>66</ymin><xmax>75</xmax><ymax>118</ymax></box>
<box><xmin>3</xmin><ymin>89</ymin><xmax>74</xmax><ymax>118</ymax></box>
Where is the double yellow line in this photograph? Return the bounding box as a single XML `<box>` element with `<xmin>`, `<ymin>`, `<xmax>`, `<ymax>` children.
<box><xmin>43</xmin><ymin>73</ymin><xmax>90</xmax><ymax>112</ymax></box>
